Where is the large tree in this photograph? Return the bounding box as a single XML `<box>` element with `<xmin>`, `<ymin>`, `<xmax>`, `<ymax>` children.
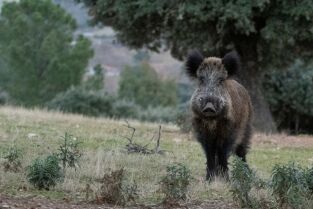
<box><xmin>0</xmin><ymin>0</ymin><xmax>93</xmax><ymax>106</ymax></box>
<box><xmin>79</xmin><ymin>0</ymin><xmax>313</xmax><ymax>132</ymax></box>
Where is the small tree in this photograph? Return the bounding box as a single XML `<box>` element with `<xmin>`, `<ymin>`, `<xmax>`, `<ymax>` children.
<box><xmin>0</xmin><ymin>0</ymin><xmax>93</xmax><ymax>106</ymax></box>
<box><xmin>118</xmin><ymin>63</ymin><xmax>177</xmax><ymax>108</ymax></box>
<box><xmin>263</xmin><ymin>60</ymin><xmax>313</xmax><ymax>133</ymax></box>
<box><xmin>26</xmin><ymin>155</ymin><xmax>63</xmax><ymax>190</ymax></box>
<box><xmin>2</xmin><ymin>146</ymin><xmax>22</xmax><ymax>172</ymax></box>
<box><xmin>83</xmin><ymin>64</ymin><xmax>105</xmax><ymax>91</ymax></box>
<box><xmin>160</xmin><ymin>163</ymin><xmax>192</xmax><ymax>202</ymax></box>
<box><xmin>56</xmin><ymin>133</ymin><xmax>82</xmax><ymax>174</ymax></box>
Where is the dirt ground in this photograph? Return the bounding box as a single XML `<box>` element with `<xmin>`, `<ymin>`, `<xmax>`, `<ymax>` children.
<box><xmin>252</xmin><ymin>133</ymin><xmax>313</xmax><ymax>148</ymax></box>
<box><xmin>0</xmin><ymin>194</ymin><xmax>236</xmax><ymax>209</ymax></box>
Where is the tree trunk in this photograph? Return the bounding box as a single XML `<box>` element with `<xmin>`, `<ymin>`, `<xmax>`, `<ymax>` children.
<box><xmin>238</xmin><ymin>60</ymin><xmax>277</xmax><ymax>133</ymax></box>
<box><xmin>233</xmin><ymin>37</ymin><xmax>277</xmax><ymax>133</ymax></box>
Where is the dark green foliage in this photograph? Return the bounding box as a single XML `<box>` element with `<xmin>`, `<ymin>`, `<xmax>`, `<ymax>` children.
<box><xmin>78</xmin><ymin>0</ymin><xmax>313</xmax><ymax>66</ymax></box>
<box><xmin>263</xmin><ymin>60</ymin><xmax>313</xmax><ymax>133</ymax></box>
<box><xmin>95</xmin><ymin>169</ymin><xmax>138</xmax><ymax>206</ymax></box>
<box><xmin>271</xmin><ymin>163</ymin><xmax>313</xmax><ymax>209</ymax></box>
<box><xmin>56</xmin><ymin>133</ymin><xmax>82</xmax><ymax>173</ymax></box>
<box><xmin>160</xmin><ymin>163</ymin><xmax>192</xmax><ymax>202</ymax></box>
<box><xmin>47</xmin><ymin>87</ymin><xmax>114</xmax><ymax>117</ymax></box>
<box><xmin>119</xmin><ymin>63</ymin><xmax>177</xmax><ymax>108</ymax></box>
<box><xmin>230</xmin><ymin>160</ymin><xmax>313</xmax><ymax>209</ymax></box>
<box><xmin>112</xmin><ymin>99</ymin><xmax>139</xmax><ymax>119</ymax></box>
<box><xmin>230</xmin><ymin>157</ymin><xmax>257</xmax><ymax>208</ymax></box>
<box><xmin>2</xmin><ymin>146</ymin><xmax>22</xmax><ymax>172</ymax></box>
<box><xmin>83</xmin><ymin>64</ymin><xmax>105</xmax><ymax>91</ymax></box>
<box><xmin>230</xmin><ymin>157</ymin><xmax>276</xmax><ymax>209</ymax></box>
<box><xmin>0</xmin><ymin>0</ymin><xmax>93</xmax><ymax>106</ymax></box>
<box><xmin>26</xmin><ymin>155</ymin><xmax>63</xmax><ymax>190</ymax></box>
<box><xmin>0</xmin><ymin>90</ymin><xmax>9</xmax><ymax>105</ymax></box>
<box><xmin>137</xmin><ymin>106</ymin><xmax>177</xmax><ymax>123</ymax></box>
<box><xmin>176</xmin><ymin>102</ymin><xmax>192</xmax><ymax>133</ymax></box>
<box><xmin>306</xmin><ymin>166</ymin><xmax>313</xmax><ymax>193</ymax></box>
<box><xmin>48</xmin><ymin>86</ymin><xmax>177</xmax><ymax>122</ymax></box>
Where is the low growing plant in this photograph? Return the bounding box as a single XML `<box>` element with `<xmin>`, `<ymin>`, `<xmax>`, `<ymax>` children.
<box><xmin>56</xmin><ymin>133</ymin><xmax>82</xmax><ymax>174</ymax></box>
<box><xmin>2</xmin><ymin>145</ymin><xmax>22</xmax><ymax>172</ymax></box>
<box><xmin>271</xmin><ymin>162</ymin><xmax>311</xmax><ymax>209</ymax></box>
<box><xmin>26</xmin><ymin>155</ymin><xmax>63</xmax><ymax>190</ymax></box>
<box><xmin>95</xmin><ymin>168</ymin><xmax>138</xmax><ymax>206</ymax></box>
<box><xmin>160</xmin><ymin>163</ymin><xmax>192</xmax><ymax>202</ymax></box>
<box><xmin>230</xmin><ymin>156</ymin><xmax>263</xmax><ymax>208</ymax></box>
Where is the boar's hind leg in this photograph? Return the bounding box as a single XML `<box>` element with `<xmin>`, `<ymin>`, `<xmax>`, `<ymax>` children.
<box><xmin>235</xmin><ymin>144</ymin><xmax>248</xmax><ymax>162</ymax></box>
<box><xmin>235</xmin><ymin>125</ymin><xmax>251</xmax><ymax>162</ymax></box>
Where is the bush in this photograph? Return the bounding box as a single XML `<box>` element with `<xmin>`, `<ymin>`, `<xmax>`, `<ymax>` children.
<box><xmin>138</xmin><ymin>106</ymin><xmax>177</xmax><ymax>123</ymax></box>
<box><xmin>160</xmin><ymin>163</ymin><xmax>192</xmax><ymax>202</ymax></box>
<box><xmin>306</xmin><ymin>166</ymin><xmax>313</xmax><ymax>193</ymax></box>
<box><xmin>26</xmin><ymin>155</ymin><xmax>63</xmax><ymax>190</ymax></box>
<box><xmin>2</xmin><ymin>146</ymin><xmax>22</xmax><ymax>172</ymax></box>
<box><xmin>271</xmin><ymin>163</ymin><xmax>311</xmax><ymax>208</ymax></box>
<box><xmin>112</xmin><ymin>100</ymin><xmax>139</xmax><ymax>119</ymax></box>
<box><xmin>83</xmin><ymin>64</ymin><xmax>105</xmax><ymax>91</ymax></box>
<box><xmin>176</xmin><ymin>102</ymin><xmax>192</xmax><ymax>133</ymax></box>
<box><xmin>47</xmin><ymin>87</ymin><xmax>114</xmax><ymax>117</ymax></box>
<box><xmin>263</xmin><ymin>60</ymin><xmax>313</xmax><ymax>133</ymax></box>
<box><xmin>56</xmin><ymin>133</ymin><xmax>82</xmax><ymax>174</ymax></box>
<box><xmin>119</xmin><ymin>63</ymin><xmax>178</xmax><ymax>108</ymax></box>
<box><xmin>0</xmin><ymin>90</ymin><xmax>9</xmax><ymax>105</ymax></box>
<box><xmin>95</xmin><ymin>169</ymin><xmax>138</xmax><ymax>206</ymax></box>
<box><xmin>230</xmin><ymin>157</ymin><xmax>258</xmax><ymax>208</ymax></box>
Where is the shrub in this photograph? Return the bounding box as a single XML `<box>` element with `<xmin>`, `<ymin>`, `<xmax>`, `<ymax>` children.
<box><xmin>0</xmin><ymin>90</ymin><xmax>9</xmax><ymax>105</ymax></box>
<box><xmin>112</xmin><ymin>99</ymin><xmax>139</xmax><ymax>119</ymax></box>
<box><xmin>26</xmin><ymin>155</ymin><xmax>63</xmax><ymax>190</ymax></box>
<box><xmin>95</xmin><ymin>169</ymin><xmax>138</xmax><ymax>206</ymax></box>
<box><xmin>119</xmin><ymin>63</ymin><xmax>178</xmax><ymax>108</ymax></box>
<box><xmin>160</xmin><ymin>163</ymin><xmax>192</xmax><ymax>202</ymax></box>
<box><xmin>47</xmin><ymin>87</ymin><xmax>114</xmax><ymax>117</ymax></box>
<box><xmin>271</xmin><ymin>163</ymin><xmax>311</xmax><ymax>208</ymax></box>
<box><xmin>306</xmin><ymin>166</ymin><xmax>313</xmax><ymax>193</ymax></box>
<box><xmin>2</xmin><ymin>146</ymin><xmax>22</xmax><ymax>172</ymax></box>
<box><xmin>83</xmin><ymin>64</ymin><xmax>105</xmax><ymax>91</ymax></box>
<box><xmin>230</xmin><ymin>156</ymin><xmax>257</xmax><ymax>208</ymax></box>
<box><xmin>138</xmin><ymin>106</ymin><xmax>177</xmax><ymax>123</ymax></box>
<box><xmin>56</xmin><ymin>133</ymin><xmax>82</xmax><ymax>174</ymax></box>
<box><xmin>176</xmin><ymin>102</ymin><xmax>192</xmax><ymax>133</ymax></box>
<box><xmin>263</xmin><ymin>60</ymin><xmax>313</xmax><ymax>133</ymax></box>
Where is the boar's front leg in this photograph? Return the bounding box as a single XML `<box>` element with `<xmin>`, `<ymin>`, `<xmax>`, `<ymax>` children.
<box><xmin>198</xmin><ymin>137</ymin><xmax>217</xmax><ymax>181</ymax></box>
<box><xmin>216</xmin><ymin>140</ymin><xmax>233</xmax><ymax>180</ymax></box>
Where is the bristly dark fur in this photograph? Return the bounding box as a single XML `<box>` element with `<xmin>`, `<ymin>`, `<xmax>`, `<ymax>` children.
<box><xmin>185</xmin><ymin>50</ymin><xmax>204</xmax><ymax>78</ymax></box>
<box><xmin>222</xmin><ymin>51</ymin><xmax>241</xmax><ymax>76</ymax></box>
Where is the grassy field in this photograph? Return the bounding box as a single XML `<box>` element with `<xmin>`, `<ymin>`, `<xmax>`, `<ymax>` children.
<box><xmin>0</xmin><ymin>106</ymin><xmax>313</xmax><ymax>206</ymax></box>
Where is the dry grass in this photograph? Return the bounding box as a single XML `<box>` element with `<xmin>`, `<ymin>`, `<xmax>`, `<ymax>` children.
<box><xmin>0</xmin><ymin>106</ymin><xmax>313</xmax><ymax>205</ymax></box>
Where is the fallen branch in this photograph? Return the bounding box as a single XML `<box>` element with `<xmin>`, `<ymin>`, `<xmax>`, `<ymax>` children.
<box><xmin>122</xmin><ymin>121</ymin><xmax>165</xmax><ymax>155</ymax></box>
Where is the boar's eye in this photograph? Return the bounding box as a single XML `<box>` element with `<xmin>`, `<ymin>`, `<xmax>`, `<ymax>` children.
<box><xmin>218</xmin><ymin>77</ymin><xmax>225</xmax><ymax>85</ymax></box>
<box><xmin>199</xmin><ymin>76</ymin><xmax>205</xmax><ymax>84</ymax></box>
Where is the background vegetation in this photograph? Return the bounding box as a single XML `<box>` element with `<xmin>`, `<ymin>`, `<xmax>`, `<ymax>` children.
<box><xmin>0</xmin><ymin>0</ymin><xmax>312</xmax><ymax>134</ymax></box>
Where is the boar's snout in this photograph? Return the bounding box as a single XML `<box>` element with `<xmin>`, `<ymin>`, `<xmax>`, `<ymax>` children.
<box><xmin>202</xmin><ymin>102</ymin><xmax>216</xmax><ymax>114</ymax></box>
<box><xmin>197</xmin><ymin>96</ymin><xmax>223</xmax><ymax>117</ymax></box>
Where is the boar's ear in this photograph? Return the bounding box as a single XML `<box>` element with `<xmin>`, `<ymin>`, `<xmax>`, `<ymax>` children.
<box><xmin>222</xmin><ymin>51</ymin><xmax>240</xmax><ymax>76</ymax></box>
<box><xmin>185</xmin><ymin>50</ymin><xmax>204</xmax><ymax>78</ymax></box>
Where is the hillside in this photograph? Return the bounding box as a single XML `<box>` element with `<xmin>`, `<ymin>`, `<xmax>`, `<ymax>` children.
<box><xmin>0</xmin><ymin>106</ymin><xmax>313</xmax><ymax>208</ymax></box>
<box><xmin>52</xmin><ymin>0</ymin><xmax>184</xmax><ymax>93</ymax></box>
